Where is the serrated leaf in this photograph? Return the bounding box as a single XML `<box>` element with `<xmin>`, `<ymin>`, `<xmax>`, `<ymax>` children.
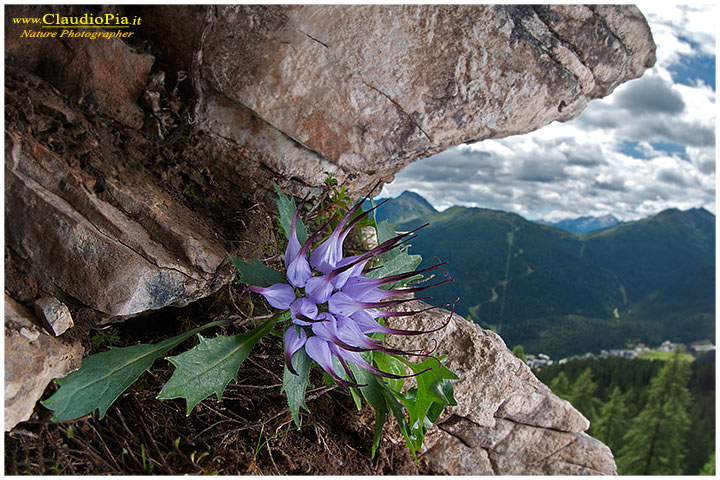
<box><xmin>158</xmin><ymin>316</ymin><xmax>277</xmax><ymax>414</ymax></box>
<box><xmin>394</xmin><ymin>356</ymin><xmax>458</xmax><ymax>434</ymax></box>
<box><xmin>42</xmin><ymin>320</ymin><xmax>227</xmax><ymax>422</ymax></box>
<box><xmin>281</xmin><ymin>347</ymin><xmax>313</xmax><ymax>427</ymax></box>
<box><xmin>274</xmin><ymin>182</ymin><xmax>308</xmax><ymax>245</ymax></box>
<box><xmin>230</xmin><ymin>254</ymin><xmax>287</xmax><ymax>287</ymax></box>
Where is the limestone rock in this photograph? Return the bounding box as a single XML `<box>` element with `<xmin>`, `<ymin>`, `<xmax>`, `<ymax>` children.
<box><xmin>5</xmin><ymin>294</ymin><xmax>84</xmax><ymax>431</ymax></box>
<box><xmin>5</xmin><ymin>5</ymin><xmax>154</xmax><ymax>129</ymax></box>
<box><xmin>387</xmin><ymin>300</ymin><xmax>617</xmax><ymax>475</ymax></box>
<box><xmin>4</xmin><ymin>77</ymin><xmax>234</xmax><ymax>318</ymax></box>
<box><xmin>33</xmin><ymin>297</ymin><xmax>74</xmax><ymax>336</ymax></box>
<box><xmin>43</xmin><ymin>37</ymin><xmax>154</xmax><ymax>129</ymax></box>
<box><xmin>196</xmin><ymin>4</ymin><xmax>655</xmax><ymax>198</ymax></box>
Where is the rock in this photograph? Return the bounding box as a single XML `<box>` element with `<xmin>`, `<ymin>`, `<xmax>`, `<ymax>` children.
<box><xmin>387</xmin><ymin>300</ymin><xmax>617</xmax><ymax>475</ymax></box>
<box><xmin>5</xmin><ymin>73</ymin><xmax>234</xmax><ymax>318</ymax></box>
<box><xmin>5</xmin><ymin>130</ymin><xmax>233</xmax><ymax>318</ymax></box>
<box><xmin>5</xmin><ymin>294</ymin><xmax>84</xmax><ymax>431</ymax></box>
<box><xmin>44</xmin><ymin>38</ymin><xmax>154</xmax><ymax>128</ymax></box>
<box><xmin>5</xmin><ymin>5</ymin><xmax>154</xmax><ymax>129</ymax></box>
<box><xmin>33</xmin><ymin>297</ymin><xmax>74</xmax><ymax>336</ymax></box>
<box><xmin>195</xmin><ymin>4</ymin><xmax>655</xmax><ymax>198</ymax></box>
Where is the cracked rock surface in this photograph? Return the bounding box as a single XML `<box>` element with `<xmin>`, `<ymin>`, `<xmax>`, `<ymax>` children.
<box><xmin>5</xmin><ymin>131</ymin><xmax>232</xmax><ymax>319</ymax></box>
<box><xmin>388</xmin><ymin>300</ymin><xmax>617</xmax><ymax>475</ymax></box>
<box><xmin>4</xmin><ymin>72</ymin><xmax>233</xmax><ymax>318</ymax></box>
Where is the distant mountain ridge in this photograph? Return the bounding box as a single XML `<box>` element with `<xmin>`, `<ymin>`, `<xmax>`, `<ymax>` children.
<box><xmin>368</xmin><ymin>191</ymin><xmax>715</xmax><ymax>358</ymax></box>
<box><xmin>550</xmin><ymin>214</ymin><xmax>622</xmax><ymax>233</ymax></box>
<box><xmin>364</xmin><ymin>190</ymin><xmax>436</xmax><ymax>224</ymax></box>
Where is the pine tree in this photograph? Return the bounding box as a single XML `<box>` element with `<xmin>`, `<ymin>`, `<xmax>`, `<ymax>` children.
<box><xmin>567</xmin><ymin>367</ymin><xmax>601</xmax><ymax>425</ymax></box>
<box><xmin>592</xmin><ymin>386</ymin><xmax>629</xmax><ymax>453</ymax></box>
<box><xmin>699</xmin><ymin>452</ymin><xmax>715</xmax><ymax>475</ymax></box>
<box><xmin>549</xmin><ymin>371</ymin><xmax>571</xmax><ymax>401</ymax></box>
<box><xmin>616</xmin><ymin>349</ymin><xmax>692</xmax><ymax>475</ymax></box>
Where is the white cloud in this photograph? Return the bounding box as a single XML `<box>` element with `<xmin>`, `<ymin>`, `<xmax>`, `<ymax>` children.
<box><xmin>636</xmin><ymin>2</ymin><xmax>717</xmax><ymax>65</ymax></box>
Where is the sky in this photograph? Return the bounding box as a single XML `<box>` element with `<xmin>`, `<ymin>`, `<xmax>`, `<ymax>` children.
<box><xmin>379</xmin><ymin>3</ymin><xmax>717</xmax><ymax>222</ymax></box>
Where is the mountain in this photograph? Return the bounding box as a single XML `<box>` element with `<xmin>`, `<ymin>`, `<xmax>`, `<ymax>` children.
<box><xmin>370</xmin><ymin>193</ymin><xmax>715</xmax><ymax>358</ymax></box>
<box><xmin>365</xmin><ymin>190</ymin><xmax>436</xmax><ymax>224</ymax></box>
<box><xmin>552</xmin><ymin>214</ymin><xmax>622</xmax><ymax>233</ymax></box>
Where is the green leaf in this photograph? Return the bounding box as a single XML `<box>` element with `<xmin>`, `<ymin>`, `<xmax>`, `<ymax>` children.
<box><xmin>373</xmin><ymin>352</ymin><xmax>406</xmax><ymax>393</ymax></box>
<box><xmin>349</xmin><ymin>387</ymin><xmax>363</xmax><ymax>411</ymax></box>
<box><xmin>158</xmin><ymin>316</ymin><xmax>277</xmax><ymax>414</ymax></box>
<box><xmin>230</xmin><ymin>254</ymin><xmax>287</xmax><ymax>287</ymax></box>
<box><xmin>274</xmin><ymin>182</ymin><xmax>308</xmax><ymax>245</ymax></box>
<box><xmin>371</xmin><ymin>409</ymin><xmax>387</xmax><ymax>457</ymax></box>
<box><xmin>394</xmin><ymin>356</ymin><xmax>458</xmax><ymax>434</ymax></box>
<box><xmin>281</xmin><ymin>347</ymin><xmax>313</xmax><ymax>427</ymax></box>
<box><xmin>374</xmin><ymin>220</ymin><xmax>401</xmax><ymax>264</ymax></box>
<box><xmin>347</xmin><ymin>358</ymin><xmax>429</xmax><ymax>460</ymax></box>
<box><xmin>42</xmin><ymin>320</ymin><xmax>227</xmax><ymax>422</ymax></box>
<box><xmin>347</xmin><ymin>362</ymin><xmax>389</xmax><ymax>458</ymax></box>
<box><xmin>382</xmin><ymin>385</ymin><xmax>421</xmax><ymax>460</ymax></box>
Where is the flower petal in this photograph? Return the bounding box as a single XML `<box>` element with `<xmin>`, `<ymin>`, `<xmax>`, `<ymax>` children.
<box><xmin>310</xmin><ymin>312</ymin><xmax>338</xmax><ymax>341</ymax></box>
<box><xmin>286</xmin><ymin>254</ymin><xmax>313</xmax><ymax>288</ymax></box>
<box><xmin>335</xmin><ymin>316</ymin><xmax>383</xmax><ymax>349</ymax></box>
<box><xmin>309</xmin><ymin>230</ymin><xmax>343</xmax><ymax>274</ymax></box>
<box><xmin>330</xmin><ymin>255</ymin><xmax>371</xmax><ymax>290</ymax></box>
<box><xmin>284</xmin><ymin>326</ymin><xmax>308</xmax><ymax>375</ymax></box>
<box><xmin>284</xmin><ymin>206</ymin><xmax>303</xmax><ymax>270</ymax></box>
<box><xmin>327</xmin><ymin>291</ymin><xmax>365</xmax><ymax>317</ymax></box>
<box><xmin>304</xmin><ymin>336</ymin><xmax>347</xmax><ymax>382</ymax></box>
<box><xmin>290</xmin><ymin>297</ymin><xmax>319</xmax><ymax>326</ymax></box>
<box><xmin>351</xmin><ymin>309</ymin><xmax>395</xmax><ymax>334</ymax></box>
<box><xmin>304</xmin><ymin>274</ymin><xmax>335</xmax><ymax>304</ymax></box>
<box><xmin>246</xmin><ymin>283</ymin><xmax>296</xmax><ymax>310</ymax></box>
<box><xmin>341</xmin><ymin>277</ymin><xmax>390</xmax><ymax>302</ymax></box>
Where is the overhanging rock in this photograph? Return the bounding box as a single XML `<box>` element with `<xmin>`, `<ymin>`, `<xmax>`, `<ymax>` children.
<box><xmin>193</xmin><ymin>4</ymin><xmax>655</xmax><ymax>198</ymax></box>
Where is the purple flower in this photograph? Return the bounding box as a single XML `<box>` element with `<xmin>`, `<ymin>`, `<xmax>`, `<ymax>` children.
<box><xmin>245</xmin><ymin>187</ymin><xmax>456</xmax><ymax>389</ymax></box>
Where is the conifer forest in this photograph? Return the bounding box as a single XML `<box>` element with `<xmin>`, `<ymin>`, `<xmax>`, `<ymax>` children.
<box><xmin>534</xmin><ymin>349</ymin><xmax>715</xmax><ymax>475</ymax></box>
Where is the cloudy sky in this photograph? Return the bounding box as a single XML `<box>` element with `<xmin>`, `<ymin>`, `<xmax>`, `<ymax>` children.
<box><xmin>380</xmin><ymin>3</ymin><xmax>716</xmax><ymax>222</ymax></box>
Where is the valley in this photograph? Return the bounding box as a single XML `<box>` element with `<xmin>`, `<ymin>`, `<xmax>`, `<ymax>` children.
<box><xmin>368</xmin><ymin>191</ymin><xmax>716</xmax><ymax>358</ymax></box>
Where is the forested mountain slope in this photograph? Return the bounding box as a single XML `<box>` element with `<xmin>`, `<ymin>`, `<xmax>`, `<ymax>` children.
<box><xmin>373</xmin><ymin>194</ymin><xmax>715</xmax><ymax>357</ymax></box>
